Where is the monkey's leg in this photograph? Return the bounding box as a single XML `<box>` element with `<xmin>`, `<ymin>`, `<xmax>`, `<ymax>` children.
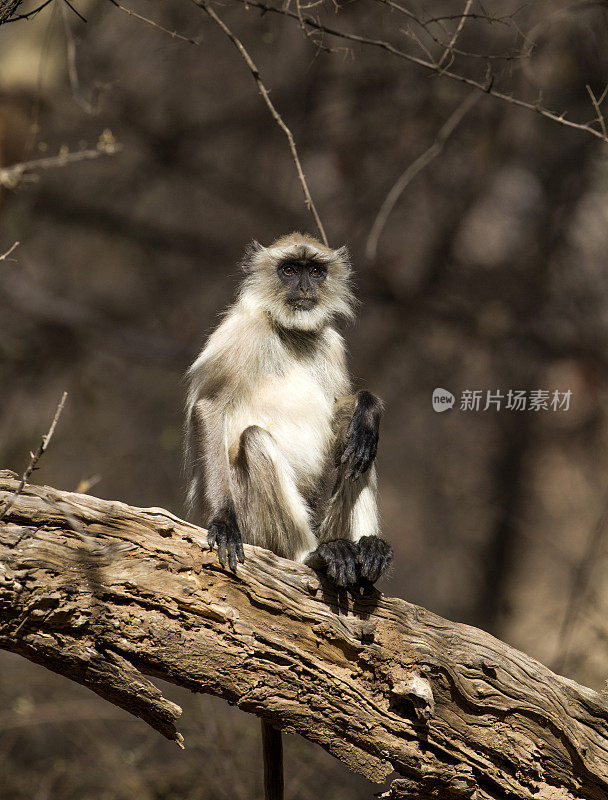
<box><xmin>309</xmin><ymin>393</ymin><xmax>393</xmax><ymax>586</ymax></box>
<box><xmin>233</xmin><ymin>425</ymin><xmax>317</xmax><ymax>561</ymax></box>
<box><xmin>318</xmin><ymin>464</ymin><xmax>380</xmax><ymax>544</ymax></box>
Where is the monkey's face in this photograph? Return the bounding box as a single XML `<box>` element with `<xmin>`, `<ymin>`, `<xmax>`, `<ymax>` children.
<box><xmin>240</xmin><ymin>234</ymin><xmax>355</xmax><ymax>332</ymax></box>
<box><xmin>277</xmin><ymin>258</ymin><xmax>327</xmax><ymax>313</ymax></box>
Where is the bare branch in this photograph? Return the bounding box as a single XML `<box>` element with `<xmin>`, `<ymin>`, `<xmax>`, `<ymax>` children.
<box><xmin>375</xmin><ymin>0</ymin><xmax>527</xmax><ymax>63</ymax></box>
<box><xmin>229</xmin><ymin>0</ymin><xmax>608</xmax><ymax>145</ymax></box>
<box><xmin>109</xmin><ymin>0</ymin><xmax>329</xmax><ymax>243</ymax></box>
<box><xmin>436</xmin><ymin>0</ymin><xmax>473</xmax><ymax>69</ymax></box>
<box><xmin>62</xmin><ymin>0</ymin><xmax>86</xmax><ymax>23</ymax></box>
<box><xmin>0</xmin><ymin>140</ymin><xmax>120</xmax><ymax>189</ymax></box>
<box><xmin>61</xmin><ymin>4</ymin><xmax>98</xmax><ymax>112</ymax></box>
<box><xmin>0</xmin><ymin>241</ymin><xmax>20</xmax><ymax>261</ymax></box>
<box><xmin>423</xmin><ymin>9</ymin><xmax>526</xmax><ymax>26</ymax></box>
<box><xmin>107</xmin><ymin>0</ymin><xmax>201</xmax><ymax>45</ymax></box>
<box><xmin>0</xmin><ymin>392</ymin><xmax>68</xmax><ymax>521</ymax></box>
<box><xmin>192</xmin><ymin>0</ymin><xmax>329</xmax><ymax>245</ymax></box>
<box><xmin>366</xmin><ymin>90</ymin><xmax>479</xmax><ymax>261</ymax></box>
<box><xmin>586</xmin><ymin>84</ymin><xmax>608</xmax><ymax>140</ymax></box>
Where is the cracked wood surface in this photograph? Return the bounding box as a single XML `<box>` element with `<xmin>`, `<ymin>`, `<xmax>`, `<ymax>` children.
<box><xmin>1</xmin><ymin>471</ymin><xmax>608</xmax><ymax>800</ymax></box>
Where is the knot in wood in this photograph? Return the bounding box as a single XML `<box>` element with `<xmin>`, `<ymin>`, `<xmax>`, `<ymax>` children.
<box><xmin>390</xmin><ymin>673</ymin><xmax>435</xmax><ymax>721</ymax></box>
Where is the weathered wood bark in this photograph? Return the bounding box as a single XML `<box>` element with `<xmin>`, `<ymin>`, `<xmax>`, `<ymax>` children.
<box><xmin>1</xmin><ymin>471</ymin><xmax>608</xmax><ymax>800</ymax></box>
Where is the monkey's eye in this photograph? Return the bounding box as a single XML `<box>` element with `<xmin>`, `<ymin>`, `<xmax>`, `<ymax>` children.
<box><xmin>310</xmin><ymin>265</ymin><xmax>326</xmax><ymax>278</ymax></box>
<box><xmin>281</xmin><ymin>264</ymin><xmax>296</xmax><ymax>276</ymax></box>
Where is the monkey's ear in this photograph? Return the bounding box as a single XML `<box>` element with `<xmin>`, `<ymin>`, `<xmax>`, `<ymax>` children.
<box><xmin>334</xmin><ymin>245</ymin><xmax>351</xmax><ymax>265</ymax></box>
<box><xmin>241</xmin><ymin>240</ymin><xmax>267</xmax><ymax>274</ymax></box>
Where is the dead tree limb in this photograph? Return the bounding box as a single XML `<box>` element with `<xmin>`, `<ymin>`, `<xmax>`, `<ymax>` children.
<box><xmin>1</xmin><ymin>471</ymin><xmax>608</xmax><ymax>800</ymax></box>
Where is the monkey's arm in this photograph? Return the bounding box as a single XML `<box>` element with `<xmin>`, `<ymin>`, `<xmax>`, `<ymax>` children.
<box><xmin>306</xmin><ymin>391</ymin><xmax>392</xmax><ymax>588</ymax></box>
<box><xmin>186</xmin><ymin>398</ymin><xmax>244</xmax><ymax>573</ymax></box>
<box><xmin>340</xmin><ymin>390</ymin><xmax>383</xmax><ymax>481</ymax></box>
<box><xmin>343</xmin><ymin>393</ymin><xmax>392</xmax><ymax>584</ymax></box>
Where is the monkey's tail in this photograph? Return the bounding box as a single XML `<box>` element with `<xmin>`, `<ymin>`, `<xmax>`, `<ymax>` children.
<box><xmin>261</xmin><ymin>719</ymin><xmax>284</xmax><ymax>800</ymax></box>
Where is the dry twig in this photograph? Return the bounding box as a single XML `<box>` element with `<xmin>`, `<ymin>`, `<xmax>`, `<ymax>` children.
<box><xmin>105</xmin><ymin>0</ymin><xmax>329</xmax><ymax>240</ymax></box>
<box><xmin>0</xmin><ymin>141</ymin><xmax>120</xmax><ymax>189</ymax></box>
<box><xmin>0</xmin><ymin>241</ymin><xmax>20</xmax><ymax>261</ymax></box>
<box><xmin>586</xmin><ymin>84</ymin><xmax>608</xmax><ymax>141</ymax></box>
<box><xmin>107</xmin><ymin>0</ymin><xmax>201</xmax><ymax>45</ymax></box>
<box><xmin>0</xmin><ymin>392</ymin><xmax>67</xmax><ymax>521</ymax></box>
<box><xmin>366</xmin><ymin>90</ymin><xmax>479</xmax><ymax>261</ymax></box>
<box><xmin>229</xmin><ymin>0</ymin><xmax>608</xmax><ymax>145</ymax></box>
<box><xmin>192</xmin><ymin>0</ymin><xmax>329</xmax><ymax>246</ymax></box>
<box><xmin>436</xmin><ymin>0</ymin><xmax>473</xmax><ymax>69</ymax></box>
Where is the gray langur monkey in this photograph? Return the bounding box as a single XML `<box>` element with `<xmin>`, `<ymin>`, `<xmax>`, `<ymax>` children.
<box><xmin>185</xmin><ymin>232</ymin><xmax>393</xmax><ymax>589</ymax></box>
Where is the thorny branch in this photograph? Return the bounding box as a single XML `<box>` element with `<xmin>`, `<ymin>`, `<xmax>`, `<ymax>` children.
<box><xmin>376</xmin><ymin>0</ymin><xmax>528</xmax><ymax>63</ymax></box>
<box><xmin>0</xmin><ymin>392</ymin><xmax>67</xmax><ymax>521</ymax></box>
<box><xmin>192</xmin><ymin>0</ymin><xmax>329</xmax><ymax>246</ymax></box>
<box><xmin>225</xmin><ymin>0</ymin><xmax>608</xmax><ymax>145</ymax></box>
<box><xmin>107</xmin><ymin>0</ymin><xmax>201</xmax><ymax>45</ymax></box>
<box><xmin>6</xmin><ymin>0</ymin><xmax>608</xmax><ymax>146</ymax></box>
<box><xmin>109</xmin><ymin>0</ymin><xmax>328</xmax><ymax>243</ymax></box>
<box><xmin>93</xmin><ymin>0</ymin><xmax>608</xmax><ymax>250</ymax></box>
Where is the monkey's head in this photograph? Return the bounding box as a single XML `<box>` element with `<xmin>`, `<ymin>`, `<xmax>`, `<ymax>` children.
<box><xmin>240</xmin><ymin>233</ymin><xmax>355</xmax><ymax>331</ymax></box>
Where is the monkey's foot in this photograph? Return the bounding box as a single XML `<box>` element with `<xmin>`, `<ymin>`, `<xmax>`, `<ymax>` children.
<box><xmin>305</xmin><ymin>539</ymin><xmax>359</xmax><ymax>588</ymax></box>
<box><xmin>356</xmin><ymin>535</ymin><xmax>393</xmax><ymax>583</ymax></box>
<box><xmin>207</xmin><ymin>512</ymin><xmax>245</xmax><ymax>573</ymax></box>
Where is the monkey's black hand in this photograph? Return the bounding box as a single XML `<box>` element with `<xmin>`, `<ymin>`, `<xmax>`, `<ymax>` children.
<box><xmin>341</xmin><ymin>391</ymin><xmax>382</xmax><ymax>481</ymax></box>
<box><xmin>305</xmin><ymin>539</ymin><xmax>359</xmax><ymax>588</ymax></box>
<box><xmin>356</xmin><ymin>535</ymin><xmax>393</xmax><ymax>584</ymax></box>
<box><xmin>207</xmin><ymin>507</ymin><xmax>245</xmax><ymax>573</ymax></box>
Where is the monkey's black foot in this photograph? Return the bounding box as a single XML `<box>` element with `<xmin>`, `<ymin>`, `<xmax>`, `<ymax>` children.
<box><xmin>341</xmin><ymin>391</ymin><xmax>382</xmax><ymax>481</ymax></box>
<box><xmin>208</xmin><ymin>512</ymin><xmax>245</xmax><ymax>573</ymax></box>
<box><xmin>356</xmin><ymin>535</ymin><xmax>393</xmax><ymax>583</ymax></box>
<box><xmin>305</xmin><ymin>539</ymin><xmax>359</xmax><ymax>588</ymax></box>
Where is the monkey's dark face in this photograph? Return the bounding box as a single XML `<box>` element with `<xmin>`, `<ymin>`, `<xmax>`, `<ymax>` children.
<box><xmin>240</xmin><ymin>235</ymin><xmax>354</xmax><ymax>331</ymax></box>
<box><xmin>277</xmin><ymin>259</ymin><xmax>327</xmax><ymax>312</ymax></box>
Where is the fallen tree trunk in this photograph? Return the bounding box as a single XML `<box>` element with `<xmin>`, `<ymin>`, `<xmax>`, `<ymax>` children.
<box><xmin>0</xmin><ymin>471</ymin><xmax>607</xmax><ymax>800</ymax></box>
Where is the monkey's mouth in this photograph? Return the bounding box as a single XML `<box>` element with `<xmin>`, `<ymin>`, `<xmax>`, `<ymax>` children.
<box><xmin>290</xmin><ymin>298</ymin><xmax>317</xmax><ymax>312</ymax></box>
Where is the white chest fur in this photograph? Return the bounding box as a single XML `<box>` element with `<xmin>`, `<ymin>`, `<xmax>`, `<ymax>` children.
<box><xmin>228</xmin><ymin>363</ymin><xmax>333</xmax><ymax>489</ymax></box>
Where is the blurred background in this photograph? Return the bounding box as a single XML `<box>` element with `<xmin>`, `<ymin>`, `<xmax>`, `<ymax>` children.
<box><xmin>2</xmin><ymin>0</ymin><xmax>608</xmax><ymax>796</ymax></box>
